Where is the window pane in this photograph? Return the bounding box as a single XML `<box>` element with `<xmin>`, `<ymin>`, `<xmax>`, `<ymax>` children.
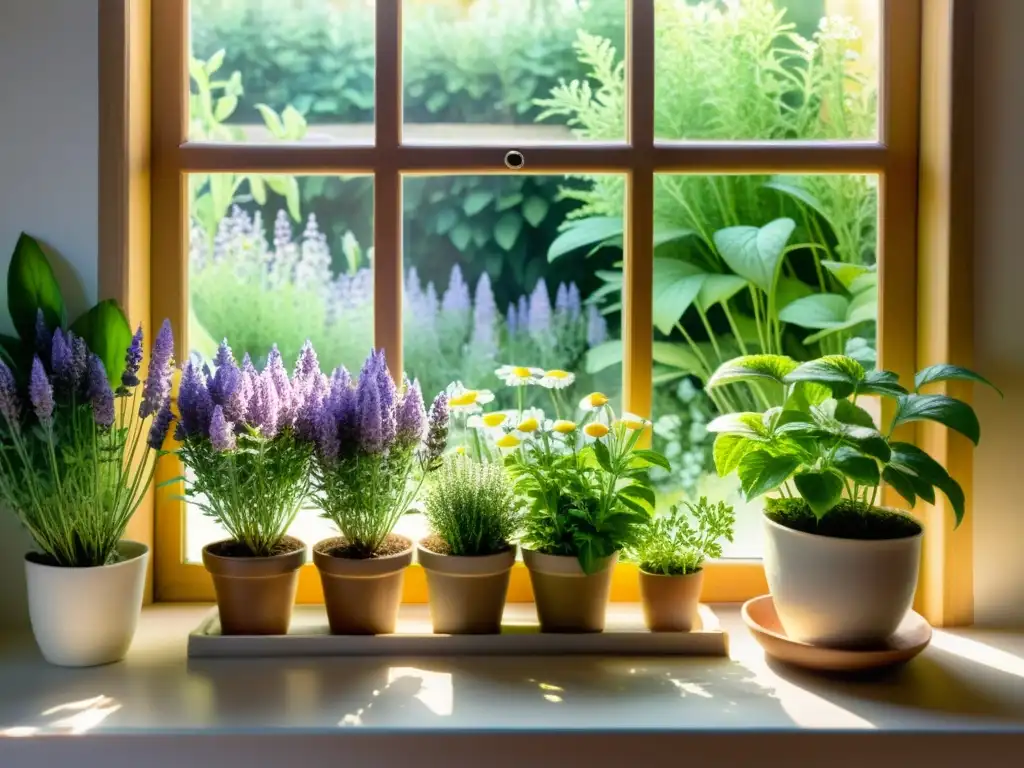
<box><xmin>402</xmin><ymin>174</ymin><xmax>625</xmax><ymax>456</ymax></box>
<box><xmin>655</xmin><ymin>0</ymin><xmax>880</xmax><ymax>141</ymax></box>
<box><xmin>189</xmin><ymin>0</ymin><xmax>375</xmax><ymax>144</ymax></box>
<box><xmin>402</xmin><ymin>1</ymin><xmax>627</xmax><ymax>144</ymax></box>
<box><xmin>185</xmin><ymin>174</ymin><xmax>374</xmax><ymax>561</ymax></box>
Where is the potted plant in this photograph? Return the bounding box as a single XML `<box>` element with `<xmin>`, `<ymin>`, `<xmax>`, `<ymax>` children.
<box><xmin>419</xmin><ymin>454</ymin><xmax>522</xmax><ymax>634</ymax></box>
<box><xmin>706</xmin><ymin>354</ymin><xmax>997</xmax><ymax>647</ymax></box>
<box><xmin>504</xmin><ymin>393</ymin><xmax>670</xmax><ymax>633</ymax></box>
<box><xmin>0</xmin><ymin>317</ymin><xmax>175</xmax><ymax>666</ymax></box>
<box><xmin>311</xmin><ymin>350</ymin><xmax>448</xmax><ymax>635</ymax></box>
<box><xmin>177</xmin><ymin>340</ymin><xmax>321</xmax><ymax>636</ymax></box>
<box><xmin>631</xmin><ymin>497</ymin><xmax>735</xmax><ymax>632</ymax></box>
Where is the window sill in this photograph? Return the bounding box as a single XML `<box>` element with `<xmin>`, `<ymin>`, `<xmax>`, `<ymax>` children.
<box><xmin>0</xmin><ymin>604</ymin><xmax>1022</xmax><ymax>764</ymax></box>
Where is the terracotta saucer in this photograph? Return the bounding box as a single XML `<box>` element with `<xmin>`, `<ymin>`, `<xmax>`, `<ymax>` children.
<box><xmin>741</xmin><ymin>595</ymin><xmax>932</xmax><ymax>672</ymax></box>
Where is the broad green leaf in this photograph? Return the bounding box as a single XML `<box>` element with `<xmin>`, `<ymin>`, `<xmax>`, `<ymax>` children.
<box><xmin>281</xmin><ymin>105</ymin><xmax>307</xmax><ymax>139</ymax></box>
<box><xmin>523</xmin><ymin>196</ymin><xmax>549</xmax><ymax>228</ymax></box>
<box><xmin>882</xmin><ymin>465</ymin><xmax>917</xmax><ymax>508</ymax></box>
<box><xmin>889</xmin><ymin>442</ymin><xmax>965</xmax><ymax>525</ymax></box>
<box><xmin>632</xmin><ymin>449</ymin><xmax>672</xmax><ymax>472</ymax></box>
<box><xmin>832</xmin><ymin>446</ymin><xmax>880</xmax><ymax>486</ymax></box>
<box><xmin>848</xmin><ymin>271</ymin><xmax>877</xmax><ymax>295</ymax></box>
<box><xmin>707</xmin><ymin>354</ymin><xmax>798</xmax><ymax>390</ymax></box>
<box><xmin>255</xmin><ymin>104</ymin><xmax>285</xmax><ymax>138</ymax></box>
<box><xmin>712</xmin><ymin>218</ymin><xmax>796</xmax><ymax>293</ymax></box>
<box><xmin>784</xmin><ymin>355</ymin><xmax>866</xmax><ymax>399</ymax></box>
<box><xmin>794</xmin><ymin>470</ymin><xmax>845</xmax><ymax>519</ymax></box>
<box><xmin>707</xmin><ymin>412</ymin><xmax>770</xmax><ymax>438</ymax></box>
<box><xmin>653</xmin><ymin>225</ymin><xmax>697</xmax><ymax>248</ymax></box>
<box><xmin>548</xmin><ymin>217</ymin><xmax>623</xmax><ymax>261</ymax></box>
<box><xmin>496</xmin><ymin>193</ymin><xmax>524</xmax><ymax>212</ymax></box>
<box><xmin>248</xmin><ymin>175</ymin><xmax>267</xmax><ymax>205</ymax></box>
<box><xmin>8</xmin><ymin>233</ymin><xmax>67</xmax><ymax>343</ymax></box>
<box><xmin>713</xmin><ymin>434</ymin><xmax>756</xmax><ymax>476</ymax></box>
<box><xmin>450</xmin><ymin>223</ymin><xmax>472</xmax><ymax>251</ymax></box>
<box><xmin>651</xmin><ymin>342</ymin><xmax>704</xmax><ymax>374</ymax></box>
<box><xmin>213</xmin><ymin>95</ymin><xmax>237</xmax><ymax>122</ymax></box>
<box><xmin>763</xmin><ymin>178</ymin><xmax>828</xmax><ymax>220</ymax></box>
<box><xmin>696</xmin><ymin>274</ymin><xmax>748</xmax><ymax>309</ymax></box>
<box><xmin>592</xmin><ymin>439</ymin><xmax>613</xmax><ymax>473</ymax></box>
<box><xmin>738</xmin><ymin>451</ymin><xmax>801</xmax><ymax>500</ymax></box>
<box><xmin>820</xmin><ymin>260</ymin><xmax>871</xmax><ymax>290</ymax></box>
<box><xmin>463</xmin><ymin>190</ymin><xmax>494</xmax><ymax>216</ymax></box>
<box><xmin>204</xmin><ymin>49</ymin><xmax>226</xmax><ymax>76</ymax></box>
<box><xmin>832</xmin><ymin>398</ymin><xmax>877</xmax><ymax>429</ymax></box>
<box><xmin>618</xmin><ymin>482</ymin><xmax>656</xmax><ymax>510</ymax></box>
<box><xmin>494</xmin><ymin>213</ymin><xmax>522</xmax><ymax>251</ymax></box>
<box><xmin>775</xmin><ymin>277</ymin><xmax>815</xmax><ymax>310</ymax></box>
<box><xmin>846</xmin><ymin>287</ymin><xmax>877</xmax><ymax>325</ymax></box>
<box><xmin>914</xmin><ymin>364</ymin><xmax>1002</xmax><ymax>396</ymax></box>
<box><xmin>893</xmin><ymin>394</ymin><xmax>980</xmax><ymax>445</ymax></box>
<box><xmin>856</xmin><ymin>369</ymin><xmax>907</xmax><ymax>398</ymax></box>
<box><xmin>845</xmin><ymin>338</ymin><xmax>877</xmax><ymax>369</ymax></box>
<box><xmin>69</xmin><ymin>300</ymin><xmax>133</xmax><ymax>386</ymax></box>
<box><xmin>584</xmin><ymin>340</ymin><xmax>622</xmax><ymax>374</ymax></box>
<box><xmin>652</xmin><ymin>259</ymin><xmax>705</xmax><ymax>334</ymax></box>
<box><xmin>784</xmin><ymin>381</ymin><xmax>832</xmax><ymax>412</ymax></box>
<box><xmin>435</xmin><ymin>208</ymin><xmax>458</xmax><ymax>235</ymax></box>
<box><xmin>779</xmin><ymin>293</ymin><xmax>850</xmax><ymax>329</ymax></box>
<box><xmin>833</xmin><ymin>423</ymin><xmax>891</xmax><ymax>462</ymax></box>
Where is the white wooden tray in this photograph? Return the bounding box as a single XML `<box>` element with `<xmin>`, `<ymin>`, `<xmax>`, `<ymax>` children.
<box><xmin>188</xmin><ymin>603</ymin><xmax>729</xmax><ymax>658</ymax></box>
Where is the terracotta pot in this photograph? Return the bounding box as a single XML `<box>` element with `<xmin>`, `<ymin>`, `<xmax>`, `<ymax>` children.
<box><xmin>522</xmin><ymin>549</ymin><xmax>617</xmax><ymax>633</ymax></box>
<box><xmin>314</xmin><ymin>536</ymin><xmax>413</xmax><ymax>635</ymax></box>
<box><xmin>26</xmin><ymin>540</ymin><xmax>149</xmax><ymax>667</ymax></box>
<box><xmin>202</xmin><ymin>537</ymin><xmax>306</xmax><ymax>636</ymax></box>
<box><xmin>417</xmin><ymin>541</ymin><xmax>516</xmax><ymax>634</ymax></box>
<box><xmin>638</xmin><ymin>568</ymin><xmax>704</xmax><ymax>632</ymax></box>
<box><xmin>763</xmin><ymin>513</ymin><xmax>923</xmax><ymax>647</ymax></box>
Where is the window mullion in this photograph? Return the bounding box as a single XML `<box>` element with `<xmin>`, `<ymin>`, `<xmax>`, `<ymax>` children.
<box><xmin>374</xmin><ymin>0</ymin><xmax>403</xmax><ymax>378</ymax></box>
<box><xmin>624</xmin><ymin>0</ymin><xmax>656</xmax><ymax>424</ymax></box>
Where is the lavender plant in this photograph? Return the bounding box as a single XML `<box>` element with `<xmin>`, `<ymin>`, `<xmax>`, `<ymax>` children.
<box><xmin>175</xmin><ymin>338</ymin><xmax>320</xmax><ymax>557</ymax></box>
<box><xmin>312</xmin><ymin>350</ymin><xmax>449</xmax><ymax>558</ymax></box>
<box><xmin>0</xmin><ymin>317</ymin><xmax>176</xmax><ymax>567</ymax></box>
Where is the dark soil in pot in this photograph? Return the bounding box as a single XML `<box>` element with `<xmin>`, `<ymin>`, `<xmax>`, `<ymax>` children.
<box><xmin>766</xmin><ymin>498</ymin><xmax>923</xmax><ymax>540</ymax></box>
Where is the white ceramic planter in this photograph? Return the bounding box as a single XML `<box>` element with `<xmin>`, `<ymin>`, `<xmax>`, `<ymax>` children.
<box><xmin>25</xmin><ymin>540</ymin><xmax>149</xmax><ymax>667</ymax></box>
<box><xmin>762</xmin><ymin>514</ymin><xmax>922</xmax><ymax>647</ymax></box>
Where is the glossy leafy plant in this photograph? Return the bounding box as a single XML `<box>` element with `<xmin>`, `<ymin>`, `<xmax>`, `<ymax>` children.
<box><xmin>705</xmin><ymin>354</ymin><xmax>999</xmax><ymax>526</ymax></box>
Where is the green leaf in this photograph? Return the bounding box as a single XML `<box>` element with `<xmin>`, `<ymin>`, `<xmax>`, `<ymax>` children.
<box><xmin>281</xmin><ymin>105</ymin><xmax>307</xmax><ymax>139</ymax></box>
<box><xmin>584</xmin><ymin>340</ymin><xmax>622</xmax><ymax>374</ymax></box>
<box><xmin>832</xmin><ymin>446</ymin><xmax>880</xmax><ymax>486</ymax></box>
<box><xmin>652</xmin><ymin>259</ymin><xmax>705</xmax><ymax>334</ymax></box>
<box><xmin>494</xmin><ymin>213</ymin><xmax>522</xmax><ymax>251</ymax></box>
<box><xmin>738</xmin><ymin>451</ymin><xmax>801</xmax><ymax>500</ymax></box>
<box><xmin>463</xmin><ymin>190</ymin><xmax>494</xmax><ymax>216</ymax></box>
<box><xmin>697</xmin><ymin>274</ymin><xmax>748</xmax><ymax>310</ymax></box>
<box><xmin>778</xmin><ymin>293</ymin><xmax>849</xmax><ymax>329</ymax></box>
<box><xmin>255</xmin><ymin>104</ymin><xmax>285</xmax><ymax>138</ymax></box>
<box><xmin>764</xmin><ymin>178</ymin><xmax>828</xmax><ymax>220</ymax></box>
<box><xmin>707</xmin><ymin>354</ymin><xmax>797</xmax><ymax>389</ymax></box>
<box><xmin>449</xmin><ymin>223</ymin><xmax>472</xmax><ymax>251</ymax></box>
<box><xmin>832</xmin><ymin>398</ymin><xmax>877</xmax><ymax>429</ymax></box>
<box><xmin>707</xmin><ymin>412</ymin><xmax>770</xmax><ymax>438</ymax></box>
<box><xmin>496</xmin><ymin>193</ymin><xmax>524</xmax><ymax>212</ymax></box>
<box><xmin>794</xmin><ymin>470</ymin><xmax>845</xmax><ymax>519</ymax></box>
<box><xmin>651</xmin><ymin>342</ymin><xmax>704</xmax><ymax>374</ymax></box>
<box><xmin>712</xmin><ymin>218</ymin><xmax>795</xmax><ymax>293</ymax></box>
<box><xmin>784</xmin><ymin>381</ymin><xmax>832</xmax><ymax>412</ymax></box>
<box><xmin>8</xmin><ymin>233</ymin><xmax>67</xmax><ymax>342</ymax></box>
<box><xmin>632</xmin><ymin>449</ymin><xmax>672</xmax><ymax>472</ymax></box>
<box><xmin>653</xmin><ymin>224</ymin><xmax>697</xmax><ymax>248</ymax></box>
<box><xmin>213</xmin><ymin>95</ymin><xmax>238</xmax><ymax>122</ymax></box>
<box><xmin>914</xmin><ymin>364</ymin><xmax>1002</xmax><ymax>396</ymax></box>
<box><xmin>784</xmin><ymin>355</ymin><xmax>866</xmax><ymax>399</ymax></box>
<box><xmin>523</xmin><ymin>196</ymin><xmax>549</xmax><ymax>227</ymax></box>
<box><xmin>837</xmin><ymin>424</ymin><xmax>891</xmax><ymax>462</ymax></box>
<box><xmin>882</xmin><ymin>465</ymin><xmax>917</xmax><ymax>508</ymax></box>
<box><xmin>893</xmin><ymin>394</ymin><xmax>980</xmax><ymax>444</ymax></box>
<box><xmin>820</xmin><ymin>260</ymin><xmax>871</xmax><ymax>290</ymax></box>
<box><xmin>713</xmin><ymin>434</ymin><xmax>756</xmax><ymax>476</ymax></box>
<box><xmin>856</xmin><ymin>369</ymin><xmax>908</xmax><ymax>398</ymax></box>
<box><xmin>435</xmin><ymin>208</ymin><xmax>458</xmax><ymax>235</ymax></box>
<box><xmin>548</xmin><ymin>217</ymin><xmax>623</xmax><ymax>261</ymax></box>
<box><xmin>69</xmin><ymin>300</ymin><xmax>133</xmax><ymax>386</ymax></box>
<box><xmin>248</xmin><ymin>175</ymin><xmax>267</xmax><ymax>205</ymax></box>
<box><xmin>618</xmin><ymin>482</ymin><xmax>656</xmax><ymax>510</ymax></box>
<box><xmin>593</xmin><ymin>439</ymin><xmax>613</xmax><ymax>473</ymax></box>
<box><xmin>204</xmin><ymin>49</ymin><xmax>226</xmax><ymax>76</ymax></box>
<box><xmin>888</xmin><ymin>442</ymin><xmax>965</xmax><ymax>525</ymax></box>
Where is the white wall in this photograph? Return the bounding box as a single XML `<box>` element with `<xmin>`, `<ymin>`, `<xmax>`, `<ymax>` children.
<box><xmin>973</xmin><ymin>0</ymin><xmax>1024</xmax><ymax>626</ymax></box>
<box><xmin>0</xmin><ymin>1</ymin><xmax>98</xmax><ymax>630</ymax></box>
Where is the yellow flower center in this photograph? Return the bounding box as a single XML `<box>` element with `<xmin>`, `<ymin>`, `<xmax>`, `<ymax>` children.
<box><xmin>516</xmin><ymin>417</ymin><xmax>539</xmax><ymax>433</ymax></box>
<box><xmin>448</xmin><ymin>391</ymin><xmax>479</xmax><ymax>407</ymax></box>
<box><xmin>552</xmin><ymin>420</ymin><xmax>577</xmax><ymax>434</ymax></box>
<box><xmin>586</xmin><ymin>392</ymin><xmax>609</xmax><ymax>407</ymax></box>
<box><xmin>512</xmin><ymin>366</ymin><xmax>533</xmax><ymax>378</ymax></box>
<box><xmin>584</xmin><ymin>422</ymin><xmax>610</xmax><ymax>438</ymax></box>
<box><xmin>496</xmin><ymin>434</ymin><xmax>522</xmax><ymax>449</ymax></box>
<box><xmin>482</xmin><ymin>412</ymin><xmax>507</xmax><ymax>428</ymax></box>
<box><xmin>545</xmin><ymin>370</ymin><xmax>570</xmax><ymax>380</ymax></box>
<box><xmin>618</xmin><ymin>418</ymin><xmax>649</xmax><ymax>431</ymax></box>
<box><xmin>455</xmin><ymin>446</ymin><xmax>467</xmax><ymax>455</ymax></box>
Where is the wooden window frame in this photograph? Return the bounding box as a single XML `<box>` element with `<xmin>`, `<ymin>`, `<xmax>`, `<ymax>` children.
<box><xmin>100</xmin><ymin>0</ymin><xmax>976</xmax><ymax>624</ymax></box>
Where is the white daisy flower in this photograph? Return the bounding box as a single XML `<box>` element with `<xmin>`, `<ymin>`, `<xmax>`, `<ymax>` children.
<box><xmin>615</xmin><ymin>412</ymin><xmax>652</xmax><ymax>432</ymax></box>
<box><xmin>445</xmin><ymin>381</ymin><xmax>495</xmax><ymax>414</ymax></box>
<box><xmin>467</xmin><ymin>412</ymin><xmax>509</xmax><ymax>429</ymax></box>
<box><xmin>538</xmin><ymin>369</ymin><xmax>575</xmax><ymax>389</ymax></box>
<box><xmin>578</xmin><ymin>391</ymin><xmax>610</xmax><ymax>411</ymax></box>
<box><xmin>495</xmin><ymin>365</ymin><xmax>544</xmax><ymax>387</ymax></box>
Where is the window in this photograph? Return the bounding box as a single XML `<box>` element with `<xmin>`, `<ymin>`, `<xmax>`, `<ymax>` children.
<box><xmin>152</xmin><ymin>0</ymin><xmax>921</xmax><ymax>603</ymax></box>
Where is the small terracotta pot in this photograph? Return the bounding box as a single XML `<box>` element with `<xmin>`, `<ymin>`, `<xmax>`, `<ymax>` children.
<box><xmin>417</xmin><ymin>541</ymin><xmax>516</xmax><ymax>634</ymax></box>
<box><xmin>202</xmin><ymin>537</ymin><xmax>306</xmax><ymax>636</ymax></box>
<box><xmin>314</xmin><ymin>536</ymin><xmax>413</xmax><ymax>635</ymax></box>
<box><xmin>638</xmin><ymin>568</ymin><xmax>704</xmax><ymax>632</ymax></box>
<box><xmin>522</xmin><ymin>549</ymin><xmax>617</xmax><ymax>633</ymax></box>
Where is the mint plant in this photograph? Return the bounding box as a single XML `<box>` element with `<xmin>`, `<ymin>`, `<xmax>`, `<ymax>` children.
<box><xmin>705</xmin><ymin>354</ymin><xmax>999</xmax><ymax>525</ymax></box>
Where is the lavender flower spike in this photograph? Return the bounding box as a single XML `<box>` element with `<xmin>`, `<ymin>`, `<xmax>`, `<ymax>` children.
<box><xmin>87</xmin><ymin>355</ymin><xmax>115</xmax><ymax>428</ymax></box>
<box><xmin>176</xmin><ymin>361</ymin><xmax>213</xmax><ymax>439</ymax></box>
<box><xmin>395</xmin><ymin>378</ymin><xmax>426</xmax><ymax>447</ymax></box>
<box><xmin>70</xmin><ymin>333</ymin><xmax>88</xmax><ymax>392</ymax></box>
<box><xmin>250</xmin><ymin>371</ymin><xmax>281</xmax><ymax>439</ymax></box>
<box><xmin>294</xmin><ymin>340</ymin><xmax>320</xmax><ymax>381</ymax></box>
<box><xmin>0</xmin><ymin>360</ymin><xmax>21</xmax><ymax>430</ymax></box>
<box><xmin>29</xmin><ymin>357</ymin><xmax>54</xmax><ymax>427</ymax></box>
<box><xmin>264</xmin><ymin>345</ymin><xmax>293</xmax><ymax>424</ymax></box>
<box><xmin>213</xmin><ymin>338</ymin><xmax>234</xmax><ymax>369</ymax></box>
<box><xmin>374</xmin><ymin>350</ymin><xmax>398</xmax><ymax>447</ymax></box>
<box><xmin>50</xmin><ymin>328</ymin><xmax>73</xmax><ymax>388</ymax></box>
<box><xmin>122</xmin><ymin>325</ymin><xmax>144</xmax><ymax>388</ymax></box>
<box><xmin>141</xmin><ymin>319</ymin><xmax>174</xmax><ymax>418</ymax></box>
<box><xmin>357</xmin><ymin>365</ymin><xmax>384</xmax><ymax>453</ymax></box>
<box><xmin>209</xmin><ymin>405</ymin><xmax>236</xmax><ymax>452</ymax></box>
<box><xmin>147</xmin><ymin>398</ymin><xmax>174</xmax><ymax>450</ymax></box>
<box><xmin>34</xmin><ymin>309</ymin><xmax>51</xmax><ymax>359</ymax></box>
<box><xmin>421</xmin><ymin>392</ymin><xmax>449</xmax><ymax>471</ymax></box>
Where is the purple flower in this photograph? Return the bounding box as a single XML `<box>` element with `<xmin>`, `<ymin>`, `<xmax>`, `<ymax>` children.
<box><xmin>273</xmin><ymin>209</ymin><xmax>293</xmax><ymax>254</ymax></box>
<box><xmin>264</xmin><ymin>345</ymin><xmax>293</xmax><ymax>425</ymax></box>
<box><xmin>147</xmin><ymin>398</ymin><xmax>174</xmax><ymax>450</ymax></box>
<box><xmin>70</xmin><ymin>333</ymin><xmax>88</xmax><ymax>392</ymax></box>
<box><xmin>211</xmin><ymin>359</ymin><xmax>245</xmax><ymax>423</ymax></box>
<box><xmin>420</xmin><ymin>392</ymin><xmax>449</xmax><ymax>471</ymax></box>
<box><xmin>587</xmin><ymin>304</ymin><xmax>608</xmax><ymax>348</ymax></box>
<box><xmin>395</xmin><ymin>378</ymin><xmax>426</xmax><ymax>447</ymax></box>
<box><xmin>425</xmin><ymin>282</ymin><xmax>440</xmax><ymax>319</ymax></box>
<box><xmin>122</xmin><ymin>325</ymin><xmax>144</xmax><ymax>388</ymax></box>
<box><xmin>567</xmin><ymin>283</ymin><xmax>582</xmax><ymax>318</ymax></box>
<box><xmin>441</xmin><ymin>264</ymin><xmax>471</xmax><ymax>314</ymax></box>
<box><xmin>250</xmin><ymin>371</ymin><xmax>281</xmax><ymax>438</ymax></box>
<box><xmin>177</xmin><ymin>361</ymin><xmax>213</xmax><ymax>439</ymax></box>
<box><xmin>29</xmin><ymin>357</ymin><xmax>54</xmax><ymax>427</ymax></box>
<box><xmin>517</xmin><ymin>295</ymin><xmax>528</xmax><ymax>329</ymax></box>
<box><xmin>356</xmin><ymin>357</ymin><xmax>384</xmax><ymax>453</ymax></box>
<box><xmin>213</xmin><ymin>338</ymin><xmax>234</xmax><ymax>368</ymax></box>
<box><xmin>209</xmin><ymin>405</ymin><xmax>236</xmax><ymax>452</ymax></box>
<box><xmin>555</xmin><ymin>282</ymin><xmax>570</xmax><ymax>315</ymax></box>
<box><xmin>327</xmin><ymin>365</ymin><xmax>355</xmax><ymax>442</ymax></box>
<box><xmin>317</xmin><ymin>404</ymin><xmax>340</xmax><ymax>461</ymax></box>
<box><xmin>50</xmin><ymin>328</ymin><xmax>73</xmax><ymax>390</ymax></box>
<box><xmin>241</xmin><ymin>352</ymin><xmax>257</xmax><ymax>378</ymax></box>
<box><xmin>141</xmin><ymin>319</ymin><xmax>174</xmax><ymax>418</ymax></box>
<box><xmin>293</xmin><ymin>340</ymin><xmax>320</xmax><ymax>382</ymax></box>
<box><xmin>471</xmin><ymin>272</ymin><xmax>498</xmax><ymax>351</ymax></box>
<box><xmin>87</xmin><ymin>355</ymin><xmax>115</xmax><ymax>429</ymax></box>
<box><xmin>0</xmin><ymin>360</ymin><xmax>21</xmax><ymax>430</ymax></box>
<box><xmin>528</xmin><ymin>278</ymin><xmax>552</xmax><ymax>337</ymax></box>
<box><xmin>295</xmin><ymin>373</ymin><xmax>328</xmax><ymax>442</ymax></box>
<box><xmin>34</xmin><ymin>309</ymin><xmax>51</xmax><ymax>360</ymax></box>
<box><xmin>374</xmin><ymin>351</ymin><xmax>398</xmax><ymax>447</ymax></box>
<box><xmin>506</xmin><ymin>303</ymin><xmax>518</xmax><ymax>336</ymax></box>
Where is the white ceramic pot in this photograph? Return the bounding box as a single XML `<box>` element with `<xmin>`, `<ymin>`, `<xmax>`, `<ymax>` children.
<box><xmin>25</xmin><ymin>540</ymin><xmax>149</xmax><ymax>667</ymax></box>
<box><xmin>762</xmin><ymin>514</ymin><xmax>922</xmax><ymax>647</ymax></box>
